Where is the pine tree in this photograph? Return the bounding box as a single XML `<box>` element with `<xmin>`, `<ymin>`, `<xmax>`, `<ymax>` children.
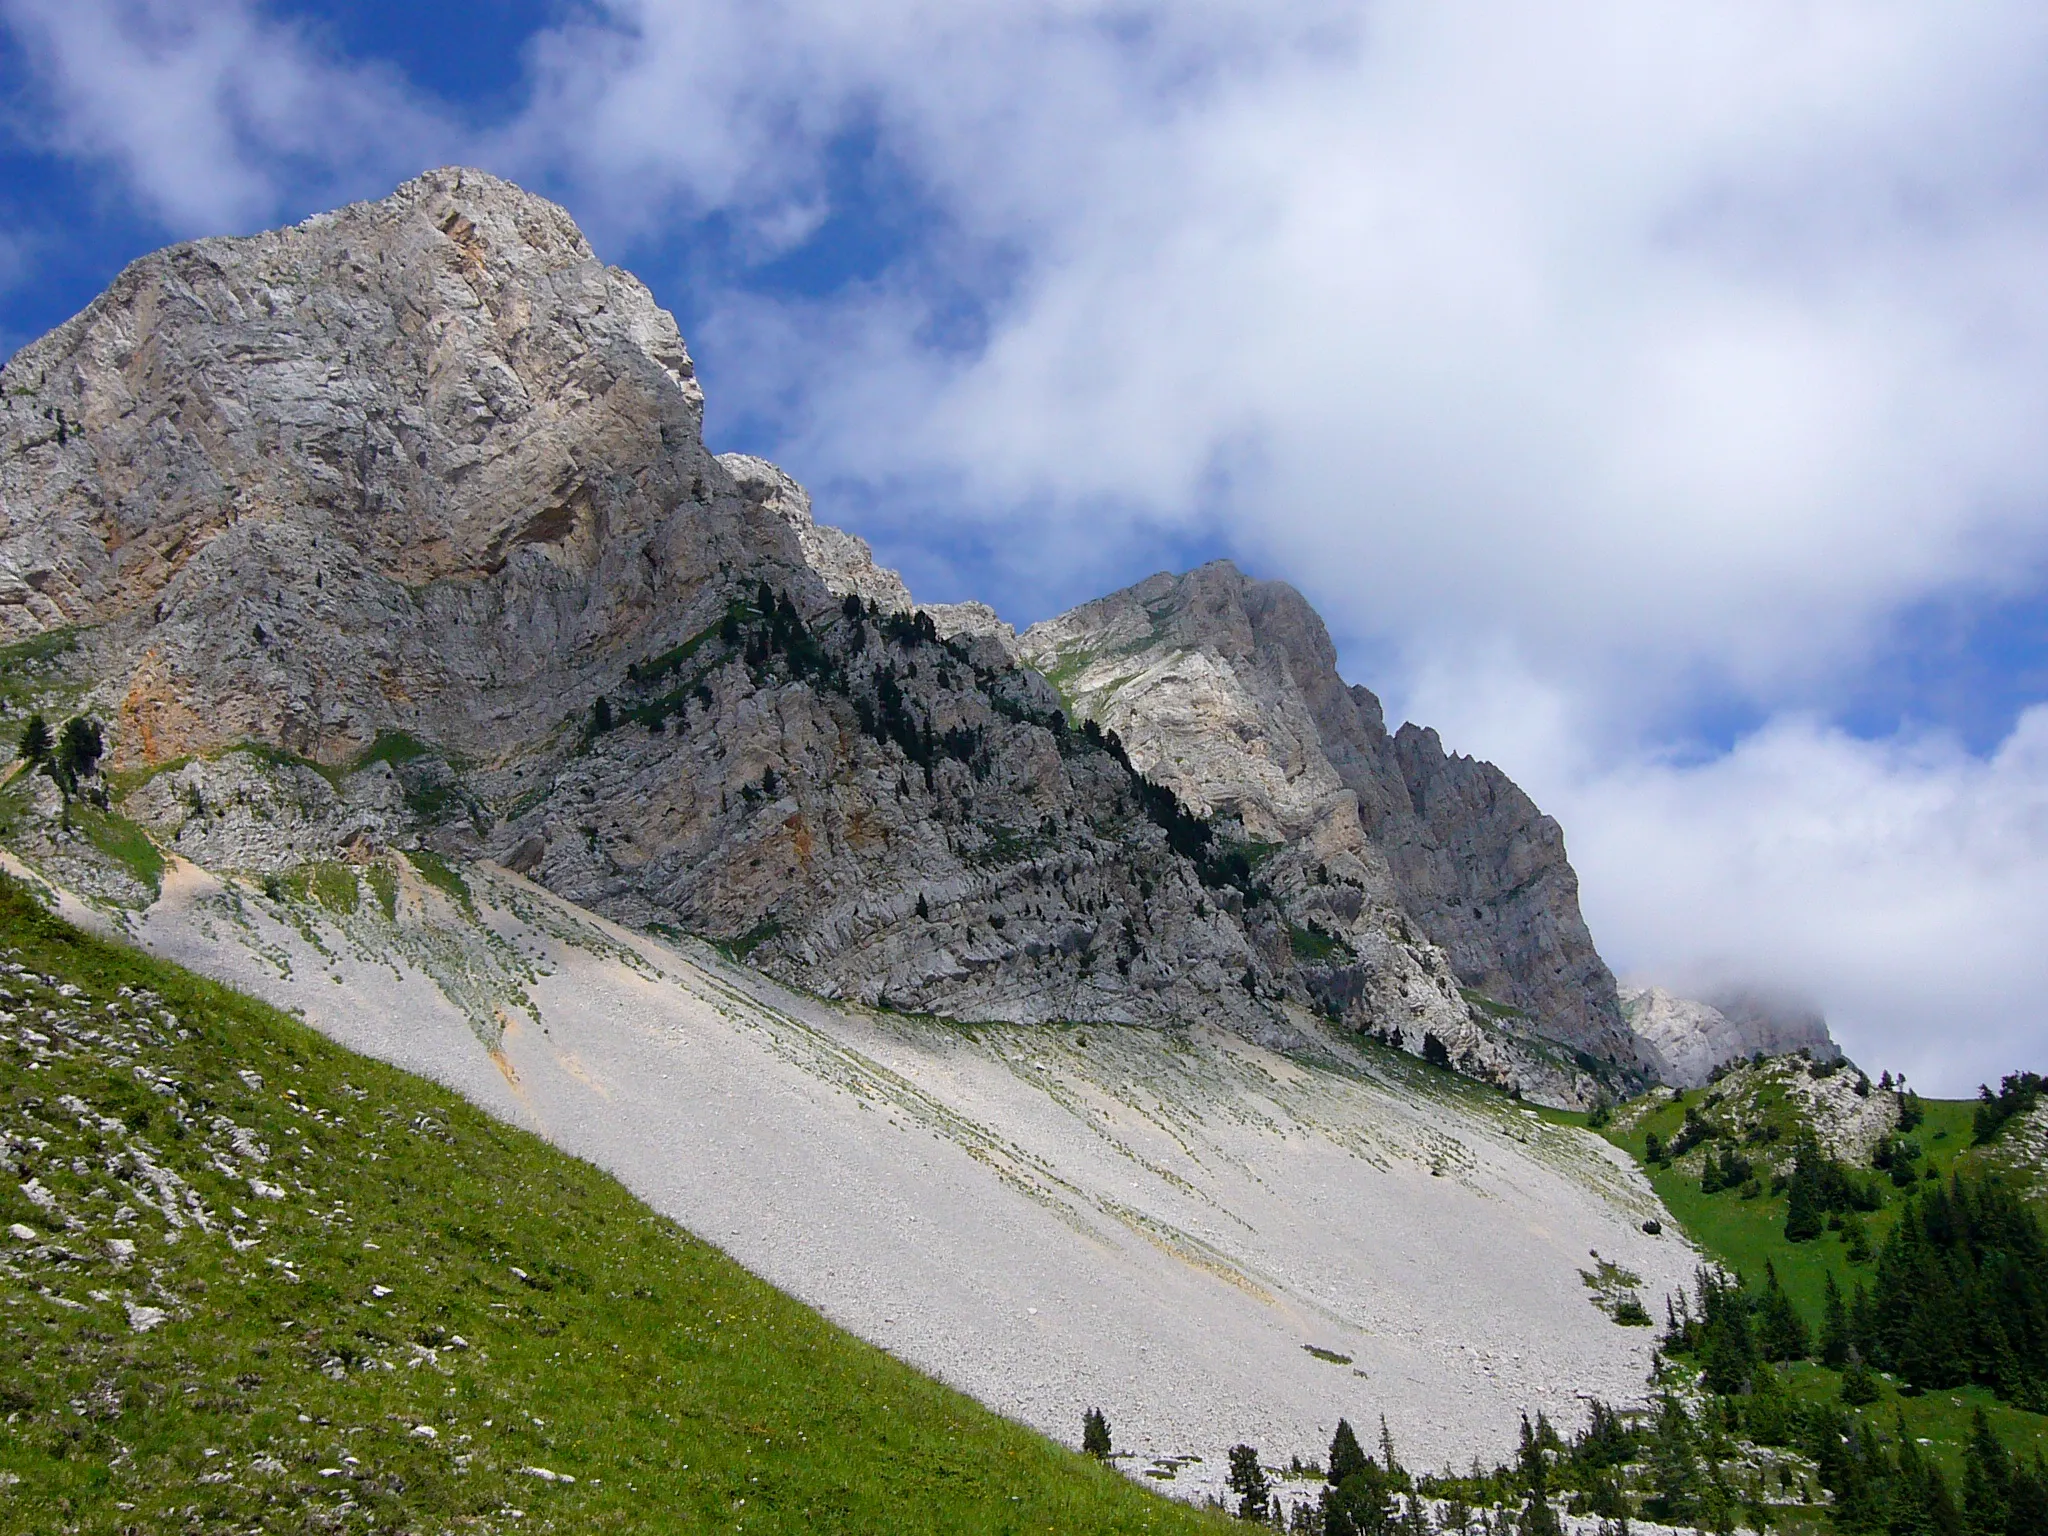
<box><xmin>1330</xmin><ymin>1418</ymin><xmax>1369</xmax><ymax>1486</ymax></box>
<box><xmin>1644</xmin><ymin>1395</ymin><xmax>1701</xmax><ymax>1524</ymax></box>
<box><xmin>1757</xmin><ymin>1262</ymin><xmax>1810</xmax><ymax>1362</ymax></box>
<box><xmin>1516</xmin><ymin>1414</ymin><xmax>1562</xmax><ymax>1536</ymax></box>
<box><xmin>1228</xmin><ymin>1444</ymin><xmax>1271</xmax><ymax>1523</ymax></box>
<box><xmin>55</xmin><ymin>715</ymin><xmax>101</xmax><ymax>786</ymax></box>
<box><xmin>1325</xmin><ymin>1458</ymin><xmax>1396</xmax><ymax>1536</ymax></box>
<box><xmin>1840</xmin><ymin>1345</ymin><xmax>1880</xmax><ymax>1405</ymax></box>
<box><xmin>1865</xmin><ymin>1172</ymin><xmax>2048</xmax><ymax>1403</ymax></box>
<box><xmin>1962</xmin><ymin>1408</ymin><xmax>2011</xmax><ymax>1536</ymax></box>
<box><xmin>1381</xmin><ymin>1415</ymin><xmax>1409</xmax><ymax>1490</ymax></box>
<box><xmin>1785</xmin><ymin>1147</ymin><xmax>1826</xmax><ymax>1241</ymax></box>
<box><xmin>1082</xmin><ymin>1406</ymin><xmax>1111</xmax><ymax>1459</ymax></box>
<box><xmin>1743</xmin><ymin>1361</ymin><xmax>1794</xmax><ymax>1447</ymax></box>
<box><xmin>1698</xmin><ymin>1268</ymin><xmax>1758</xmax><ymax>1394</ymax></box>
<box><xmin>2006</xmin><ymin>1451</ymin><xmax>2048</xmax><ymax>1536</ymax></box>
<box><xmin>1843</xmin><ymin>1212</ymin><xmax>1873</xmax><ymax>1263</ymax></box>
<box><xmin>1894</xmin><ymin>1418</ymin><xmax>1965</xmax><ymax>1536</ymax></box>
<box><xmin>16</xmin><ymin>712</ymin><xmax>50</xmax><ymax>765</ymax></box>
<box><xmin>1851</xmin><ymin>1280</ymin><xmax>1878</xmax><ymax>1358</ymax></box>
<box><xmin>1821</xmin><ymin>1272</ymin><xmax>1852</xmax><ymax>1368</ymax></box>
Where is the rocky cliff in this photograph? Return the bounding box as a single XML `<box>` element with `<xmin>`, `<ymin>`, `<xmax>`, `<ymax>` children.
<box><xmin>1621</xmin><ymin>984</ymin><xmax>1839</xmax><ymax>1088</ymax></box>
<box><xmin>1020</xmin><ymin>563</ymin><xmax>1645</xmax><ymax>1076</ymax></box>
<box><xmin>0</xmin><ymin>169</ymin><xmax>1627</xmax><ymax>1103</ymax></box>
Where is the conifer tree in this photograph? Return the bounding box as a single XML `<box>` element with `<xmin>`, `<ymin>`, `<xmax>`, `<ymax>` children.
<box><xmin>2006</xmin><ymin>1450</ymin><xmax>2048</xmax><ymax>1536</ymax></box>
<box><xmin>1644</xmin><ymin>1395</ymin><xmax>1701</xmax><ymax>1524</ymax></box>
<box><xmin>1324</xmin><ymin>1457</ymin><xmax>1395</xmax><ymax>1536</ymax></box>
<box><xmin>1784</xmin><ymin>1148</ymin><xmax>1825</xmax><ymax>1241</ymax></box>
<box><xmin>1082</xmin><ymin>1406</ymin><xmax>1111</xmax><ymax>1459</ymax></box>
<box><xmin>1757</xmin><ymin>1262</ymin><xmax>1810</xmax><ymax>1362</ymax></box>
<box><xmin>1381</xmin><ymin>1415</ymin><xmax>1410</xmax><ymax>1490</ymax></box>
<box><xmin>1962</xmin><ymin>1408</ymin><xmax>2011</xmax><ymax>1536</ymax></box>
<box><xmin>1864</xmin><ymin>1172</ymin><xmax>2048</xmax><ymax>1403</ymax></box>
<box><xmin>1517</xmin><ymin>1414</ymin><xmax>1562</xmax><ymax>1536</ymax></box>
<box><xmin>1697</xmin><ymin>1269</ymin><xmax>1758</xmax><ymax>1394</ymax></box>
<box><xmin>1329</xmin><ymin>1418</ymin><xmax>1369</xmax><ymax>1487</ymax></box>
<box><xmin>1840</xmin><ymin>1346</ymin><xmax>1880</xmax><ymax>1405</ymax></box>
<box><xmin>1851</xmin><ymin>1280</ymin><xmax>1878</xmax><ymax>1358</ymax></box>
<box><xmin>55</xmin><ymin>714</ymin><xmax>101</xmax><ymax>786</ymax></box>
<box><xmin>1743</xmin><ymin>1361</ymin><xmax>1794</xmax><ymax>1447</ymax></box>
<box><xmin>16</xmin><ymin>711</ymin><xmax>49</xmax><ymax>765</ymax></box>
<box><xmin>1893</xmin><ymin>1417</ymin><xmax>1964</xmax><ymax>1536</ymax></box>
<box><xmin>1821</xmin><ymin>1272</ymin><xmax>1851</xmax><ymax>1368</ymax></box>
<box><xmin>1228</xmin><ymin>1444</ymin><xmax>1271</xmax><ymax>1522</ymax></box>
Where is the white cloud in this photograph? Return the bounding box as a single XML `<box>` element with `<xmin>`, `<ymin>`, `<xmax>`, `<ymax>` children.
<box><xmin>1</xmin><ymin>0</ymin><xmax>453</xmax><ymax>233</ymax></box>
<box><xmin>1394</xmin><ymin>658</ymin><xmax>2048</xmax><ymax>1094</ymax></box>
<box><xmin>1570</xmin><ymin>712</ymin><xmax>2048</xmax><ymax>1095</ymax></box>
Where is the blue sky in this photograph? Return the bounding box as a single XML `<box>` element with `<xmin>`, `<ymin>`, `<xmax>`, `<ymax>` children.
<box><xmin>2</xmin><ymin>0</ymin><xmax>2046</xmax><ymax>1088</ymax></box>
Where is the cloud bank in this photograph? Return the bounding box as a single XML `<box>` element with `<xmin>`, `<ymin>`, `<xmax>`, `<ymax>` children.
<box><xmin>6</xmin><ymin>0</ymin><xmax>2048</xmax><ymax>1086</ymax></box>
<box><xmin>1</xmin><ymin>0</ymin><xmax>453</xmax><ymax>232</ymax></box>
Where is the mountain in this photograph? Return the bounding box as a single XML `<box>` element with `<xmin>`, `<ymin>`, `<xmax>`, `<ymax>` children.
<box><xmin>1620</xmin><ymin>982</ymin><xmax>1839</xmax><ymax>1089</ymax></box>
<box><xmin>0</xmin><ymin>168</ymin><xmax>1254</xmax><ymax>1038</ymax></box>
<box><xmin>1020</xmin><ymin>564</ymin><xmax>1645</xmax><ymax>1075</ymax></box>
<box><xmin>1</xmin><ymin>166</ymin><xmax>1627</xmax><ymax>1106</ymax></box>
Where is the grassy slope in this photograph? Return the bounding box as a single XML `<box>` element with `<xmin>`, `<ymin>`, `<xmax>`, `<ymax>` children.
<box><xmin>0</xmin><ymin>877</ymin><xmax>1228</xmax><ymax>1534</ymax></box>
<box><xmin>1583</xmin><ymin>1083</ymin><xmax>2048</xmax><ymax>1480</ymax></box>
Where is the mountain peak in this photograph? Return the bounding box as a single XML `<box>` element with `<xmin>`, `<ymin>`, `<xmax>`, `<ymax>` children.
<box><xmin>1023</xmin><ymin>564</ymin><xmax>1646</xmax><ymax>1079</ymax></box>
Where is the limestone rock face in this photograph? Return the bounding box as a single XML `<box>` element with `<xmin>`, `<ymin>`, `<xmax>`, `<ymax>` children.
<box><xmin>721</xmin><ymin>453</ymin><xmax>913</xmax><ymax>614</ymax></box>
<box><xmin>0</xmin><ymin>169</ymin><xmax>1278</xmax><ymax>1039</ymax></box>
<box><xmin>1621</xmin><ymin>984</ymin><xmax>1838</xmax><ymax>1089</ymax></box>
<box><xmin>0</xmin><ymin>170</ymin><xmax>1622</xmax><ymax>1104</ymax></box>
<box><xmin>1022</xmin><ymin>562</ymin><xmax>1644</xmax><ymax>1077</ymax></box>
<box><xmin>0</xmin><ymin>167</ymin><xmax>825</xmax><ymax>767</ymax></box>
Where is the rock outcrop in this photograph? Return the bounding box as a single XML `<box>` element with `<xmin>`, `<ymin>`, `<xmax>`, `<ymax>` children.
<box><xmin>1021</xmin><ymin>563</ymin><xmax>1645</xmax><ymax>1077</ymax></box>
<box><xmin>1621</xmin><ymin>984</ymin><xmax>1839</xmax><ymax>1089</ymax></box>
<box><xmin>0</xmin><ymin>168</ymin><xmax>1625</xmax><ymax>1103</ymax></box>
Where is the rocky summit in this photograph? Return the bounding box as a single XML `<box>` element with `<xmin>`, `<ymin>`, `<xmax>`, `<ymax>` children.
<box><xmin>3</xmin><ymin>168</ymin><xmax>1649</xmax><ymax>1105</ymax></box>
<box><xmin>1020</xmin><ymin>565</ymin><xmax>1645</xmax><ymax>1070</ymax></box>
<box><xmin>1620</xmin><ymin>982</ymin><xmax>1839</xmax><ymax>1089</ymax></box>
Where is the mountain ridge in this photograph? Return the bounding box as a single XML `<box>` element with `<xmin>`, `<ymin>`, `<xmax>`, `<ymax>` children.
<box><xmin>1020</xmin><ymin>561</ymin><xmax>1642</xmax><ymax>1073</ymax></box>
<box><xmin>3</xmin><ymin>166</ymin><xmax>1637</xmax><ymax>1104</ymax></box>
